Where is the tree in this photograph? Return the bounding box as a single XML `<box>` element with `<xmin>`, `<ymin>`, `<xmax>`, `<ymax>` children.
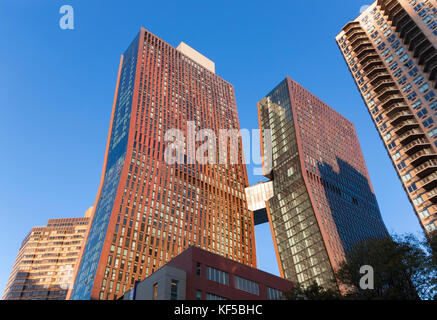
<box><xmin>284</xmin><ymin>281</ymin><xmax>341</xmax><ymax>300</ymax></box>
<box><xmin>285</xmin><ymin>234</ymin><xmax>437</xmax><ymax>300</ymax></box>
<box><xmin>335</xmin><ymin>234</ymin><xmax>435</xmax><ymax>300</ymax></box>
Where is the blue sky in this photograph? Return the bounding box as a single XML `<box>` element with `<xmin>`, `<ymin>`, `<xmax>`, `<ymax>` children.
<box><xmin>0</xmin><ymin>0</ymin><xmax>424</xmax><ymax>294</ymax></box>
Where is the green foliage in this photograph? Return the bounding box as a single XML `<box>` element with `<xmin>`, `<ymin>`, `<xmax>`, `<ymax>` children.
<box><xmin>285</xmin><ymin>233</ymin><xmax>437</xmax><ymax>300</ymax></box>
<box><xmin>284</xmin><ymin>281</ymin><xmax>341</xmax><ymax>300</ymax></box>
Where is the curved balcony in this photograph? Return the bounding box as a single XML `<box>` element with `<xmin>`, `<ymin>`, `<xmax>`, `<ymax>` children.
<box><xmin>424</xmin><ymin>51</ymin><xmax>437</xmax><ymax>73</ymax></box>
<box><xmin>399</xmin><ymin>19</ymin><xmax>416</xmax><ymax>39</ymax></box>
<box><xmin>350</xmin><ymin>36</ymin><xmax>369</xmax><ymax>49</ymax></box>
<box><xmin>374</xmin><ymin>80</ymin><xmax>396</xmax><ymax>93</ymax></box>
<box><xmin>409</xmin><ymin>148</ymin><xmax>437</xmax><ymax>167</ymax></box>
<box><xmin>370</xmin><ymin>73</ymin><xmax>391</xmax><ymax>86</ymax></box>
<box><xmin>426</xmin><ymin>187</ymin><xmax>437</xmax><ymax>204</ymax></box>
<box><xmin>405</xmin><ymin>25</ymin><xmax>421</xmax><ymax>46</ymax></box>
<box><xmin>378</xmin><ymin>88</ymin><xmax>401</xmax><ymax>103</ymax></box>
<box><xmin>398</xmin><ymin>128</ymin><xmax>425</xmax><ymax>145</ymax></box>
<box><xmin>409</xmin><ymin>33</ymin><xmax>427</xmax><ymax>52</ymax></box>
<box><xmin>386</xmin><ymin>104</ymin><xmax>409</xmax><ymax>118</ymax></box>
<box><xmin>380</xmin><ymin>94</ymin><xmax>404</xmax><ymax>109</ymax></box>
<box><xmin>415</xmin><ymin>160</ymin><xmax>437</xmax><ymax>179</ymax></box>
<box><xmin>362</xmin><ymin>59</ymin><xmax>383</xmax><ymax>72</ymax></box>
<box><xmin>390</xmin><ymin>110</ymin><xmax>414</xmax><ymax>126</ymax></box>
<box><xmin>377</xmin><ymin>0</ymin><xmax>399</xmax><ymax>12</ymax></box>
<box><xmin>360</xmin><ymin>52</ymin><xmax>379</xmax><ymax>65</ymax></box>
<box><xmin>393</xmin><ymin>10</ymin><xmax>409</xmax><ymax>32</ymax></box>
<box><xmin>429</xmin><ymin>60</ymin><xmax>437</xmax><ymax>84</ymax></box>
<box><xmin>354</xmin><ymin>42</ymin><xmax>373</xmax><ymax>54</ymax></box>
<box><xmin>343</xmin><ymin>21</ymin><xmax>361</xmax><ymax>36</ymax></box>
<box><xmin>420</xmin><ymin>172</ymin><xmax>437</xmax><ymax>191</ymax></box>
<box><xmin>394</xmin><ymin>119</ymin><xmax>419</xmax><ymax>136</ymax></box>
<box><xmin>347</xmin><ymin>30</ymin><xmax>366</xmax><ymax>43</ymax></box>
<box><xmin>356</xmin><ymin>47</ymin><xmax>375</xmax><ymax>60</ymax></box>
<box><xmin>367</xmin><ymin>65</ymin><xmax>388</xmax><ymax>81</ymax></box>
<box><xmin>404</xmin><ymin>138</ymin><xmax>431</xmax><ymax>156</ymax></box>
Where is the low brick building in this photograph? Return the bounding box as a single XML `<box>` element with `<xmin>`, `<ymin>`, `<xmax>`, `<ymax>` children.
<box><xmin>121</xmin><ymin>246</ymin><xmax>293</xmax><ymax>300</ymax></box>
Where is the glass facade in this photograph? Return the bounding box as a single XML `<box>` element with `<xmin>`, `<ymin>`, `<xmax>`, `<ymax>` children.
<box><xmin>258</xmin><ymin>77</ymin><xmax>388</xmax><ymax>289</ymax></box>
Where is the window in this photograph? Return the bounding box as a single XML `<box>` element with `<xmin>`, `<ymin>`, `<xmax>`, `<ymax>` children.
<box><xmin>425</xmin><ymin>223</ymin><xmax>437</xmax><ymax>233</ymax></box>
<box><xmin>407</xmin><ymin>91</ymin><xmax>417</xmax><ymax>101</ymax></box>
<box><xmin>430</xmin><ymin>101</ymin><xmax>437</xmax><ymax>110</ymax></box>
<box><xmin>383</xmin><ymin>132</ymin><xmax>392</xmax><ymax>141</ymax></box>
<box><xmin>397</xmin><ymin>161</ymin><xmax>406</xmax><ymax>170</ymax></box>
<box><xmin>402</xmin><ymin>172</ymin><xmax>412</xmax><ymax>182</ymax></box>
<box><xmin>424</xmin><ymin>91</ymin><xmax>435</xmax><ymax>101</ymax></box>
<box><xmin>234</xmin><ymin>276</ymin><xmax>260</xmax><ymax>295</ymax></box>
<box><xmin>389</xmin><ymin>61</ymin><xmax>398</xmax><ymax>70</ymax></box>
<box><xmin>429</xmin><ymin>127</ymin><xmax>437</xmax><ymax>138</ymax></box>
<box><xmin>385</xmin><ymin>55</ymin><xmax>394</xmax><ymax>63</ymax></box>
<box><xmin>196</xmin><ymin>262</ymin><xmax>201</xmax><ymax>276</ymax></box>
<box><xmin>404</xmin><ymin>60</ymin><xmax>414</xmax><ymax>69</ymax></box>
<box><xmin>419</xmin><ymin>83</ymin><xmax>430</xmax><ymax>93</ymax></box>
<box><xmin>412</xmin><ymin>100</ymin><xmax>422</xmax><ymax>109</ymax></box>
<box><xmin>408</xmin><ymin>183</ymin><xmax>417</xmax><ymax>193</ymax></box>
<box><xmin>267</xmin><ymin>287</ymin><xmax>284</xmax><ymax>300</ymax></box>
<box><xmin>206</xmin><ymin>293</ymin><xmax>227</xmax><ymax>300</ymax></box>
<box><xmin>153</xmin><ymin>283</ymin><xmax>158</xmax><ymax>300</ymax></box>
<box><xmin>394</xmin><ymin>69</ymin><xmax>403</xmax><ymax>78</ymax></box>
<box><xmin>392</xmin><ymin>151</ymin><xmax>401</xmax><ymax>161</ymax></box>
<box><xmin>388</xmin><ymin>141</ymin><xmax>396</xmax><ymax>150</ymax></box>
<box><xmin>196</xmin><ymin>290</ymin><xmax>202</xmax><ymax>300</ymax></box>
<box><xmin>402</xmin><ymin>83</ymin><xmax>412</xmax><ymax>92</ymax></box>
<box><xmin>391</xmin><ymin>40</ymin><xmax>400</xmax><ymax>49</ymax></box>
<box><xmin>422</xmin><ymin>117</ymin><xmax>434</xmax><ymax>128</ymax></box>
<box><xmin>418</xmin><ymin>209</ymin><xmax>430</xmax><ymax>219</ymax></box>
<box><xmin>399</xmin><ymin>53</ymin><xmax>409</xmax><ymax>62</ymax></box>
<box><xmin>417</xmin><ymin>108</ymin><xmax>428</xmax><ymax>118</ymax></box>
<box><xmin>414</xmin><ymin>75</ymin><xmax>424</xmax><ymax>85</ymax></box>
<box><xmin>413</xmin><ymin>195</ymin><xmax>423</xmax><ymax>206</ymax></box>
<box><xmin>170</xmin><ymin>279</ymin><xmax>178</xmax><ymax>300</ymax></box>
<box><xmin>409</xmin><ymin>67</ymin><xmax>419</xmax><ymax>77</ymax></box>
<box><xmin>206</xmin><ymin>266</ymin><xmax>229</xmax><ymax>285</ymax></box>
<box><xmin>382</xmin><ymin>48</ymin><xmax>390</xmax><ymax>56</ymax></box>
<box><xmin>398</xmin><ymin>75</ymin><xmax>407</xmax><ymax>85</ymax></box>
<box><xmin>395</xmin><ymin>47</ymin><xmax>404</xmax><ymax>55</ymax></box>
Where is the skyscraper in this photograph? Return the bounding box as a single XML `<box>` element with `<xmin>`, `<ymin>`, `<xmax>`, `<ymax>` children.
<box><xmin>69</xmin><ymin>28</ymin><xmax>255</xmax><ymax>300</ymax></box>
<box><xmin>336</xmin><ymin>0</ymin><xmax>437</xmax><ymax>234</ymax></box>
<box><xmin>257</xmin><ymin>76</ymin><xmax>388</xmax><ymax>289</ymax></box>
<box><xmin>2</xmin><ymin>209</ymin><xmax>91</xmax><ymax>300</ymax></box>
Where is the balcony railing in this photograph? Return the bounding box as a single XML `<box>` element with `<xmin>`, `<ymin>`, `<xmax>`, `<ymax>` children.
<box><xmin>415</xmin><ymin>160</ymin><xmax>437</xmax><ymax>178</ymax></box>
<box><xmin>420</xmin><ymin>172</ymin><xmax>437</xmax><ymax>191</ymax></box>
<box><xmin>398</xmin><ymin>128</ymin><xmax>425</xmax><ymax>145</ymax></box>
<box><xmin>380</xmin><ymin>94</ymin><xmax>404</xmax><ymax>109</ymax></box>
<box><xmin>386</xmin><ymin>103</ymin><xmax>409</xmax><ymax>117</ymax></box>
<box><xmin>374</xmin><ymin>80</ymin><xmax>396</xmax><ymax>93</ymax></box>
<box><xmin>404</xmin><ymin>138</ymin><xmax>431</xmax><ymax>156</ymax></box>
<box><xmin>394</xmin><ymin>119</ymin><xmax>419</xmax><ymax>135</ymax></box>
<box><xmin>389</xmin><ymin>110</ymin><xmax>413</xmax><ymax>125</ymax></box>
<box><xmin>410</xmin><ymin>148</ymin><xmax>437</xmax><ymax>167</ymax></box>
<box><xmin>427</xmin><ymin>187</ymin><xmax>437</xmax><ymax>204</ymax></box>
